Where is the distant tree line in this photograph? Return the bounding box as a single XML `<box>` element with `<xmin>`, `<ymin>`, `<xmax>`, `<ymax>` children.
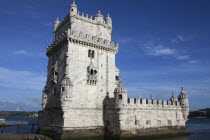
<box><xmin>189</xmin><ymin>108</ymin><xmax>210</xmax><ymax>118</ymax></box>
<box><xmin>0</xmin><ymin>111</ymin><xmax>38</xmax><ymax>117</ymax></box>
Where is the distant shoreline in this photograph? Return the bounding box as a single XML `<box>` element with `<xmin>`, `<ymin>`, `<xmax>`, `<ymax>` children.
<box><xmin>0</xmin><ymin>111</ymin><xmax>38</xmax><ymax>118</ymax></box>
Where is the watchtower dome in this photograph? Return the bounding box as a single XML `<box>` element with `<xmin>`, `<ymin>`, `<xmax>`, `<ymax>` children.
<box><xmin>114</xmin><ymin>81</ymin><xmax>128</xmax><ymax>107</ymax></box>
<box><xmin>70</xmin><ymin>0</ymin><xmax>77</xmax><ymax>16</ymax></box>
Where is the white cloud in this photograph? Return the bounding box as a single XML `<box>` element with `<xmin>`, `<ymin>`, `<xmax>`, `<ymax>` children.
<box><xmin>13</xmin><ymin>50</ymin><xmax>28</xmax><ymax>55</ymax></box>
<box><xmin>144</xmin><ymin>44</ymin><xmax>176</xmax><ymax>56</ymax></box>
<box><xmin>0</xmin><ymin>67</ymin><xmax>46</xmax><ymax>90</ymax></box>
<box><xmin>141</xmin><ymin>41</ymin><xmax>197</xmax><ymax>63</ymax></box>
<box><xmin>175</xmin><ymin>55</ymin><xmax>189</xmax><ymax>60</ymax></box>
<box><xmin>171</xmin><ymin>34</ymin><xmax>193</xmax><ymax>43</ymax></box>
<box><xmin>188</xmin><ymin>60</ymin><xmax>199</xmax><ymax>64</ymax></box>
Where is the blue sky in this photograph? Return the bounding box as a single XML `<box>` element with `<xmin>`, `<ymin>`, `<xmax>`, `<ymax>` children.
<box><xmin>0</xmin><ymin>0</ymin><xmax>210</xmax><ymax>111</ymax></box>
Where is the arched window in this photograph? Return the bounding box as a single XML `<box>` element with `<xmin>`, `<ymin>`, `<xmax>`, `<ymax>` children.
<box><xmin>94</xmin><ymin>70</ymin><xmax>97</xmax><ymax>74</ymax></box>
<box><xmin>88</xmin><ymin>50</ymin><xmax>95</xmax><ymax>58</ymax></box>
<box><xmin>90</xmin><ymin>69</ymin><xmax>94</xmax><ymax>75</ymax></box>
<box><xmin>119</xmin><ymin>94</ymin><xmax>122</xmax><ymax>99</ymax></box>
<box><xmin>116</xmin><ymin>76</ymin><xmax>119</xmax><ymax>81</ymax></box>
<box><xmin>88</xmin><ymin>50</ymin><xmax>91</xmax><ymax>57</ymax></box>
<box><xmin>92</xmin><ymin>50</ymin><xmax>95</xmax><ymax>58</ymax></box>
<box><xmin>62</xmin><ymin>87</ymin><xmax>65</xmax><ymax>92</ymax></box>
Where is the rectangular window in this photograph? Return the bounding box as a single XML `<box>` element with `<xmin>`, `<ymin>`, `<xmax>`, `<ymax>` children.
<box><xmin>146</xmin><ymin>120</ymin><xmax>151</xmax><ymax>125</ymax></box>
<box><xmin>115</xmin><ymin>76</ymin><xmax>119</xmax><ymax>81</ymax></box>
<box><xmin>62</xmin><ymin>87</ymin><xmax>65</xmax><ymax>92</ymax></box>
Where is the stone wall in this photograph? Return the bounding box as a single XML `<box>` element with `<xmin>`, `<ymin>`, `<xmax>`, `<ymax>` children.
<box><xmin>104</xmin><ymin>97</ymin><xmax>187</xmax><ymax>135</ymax></box>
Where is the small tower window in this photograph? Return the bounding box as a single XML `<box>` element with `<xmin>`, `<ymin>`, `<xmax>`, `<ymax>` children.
<box><xmin>92</xmin><ymin>50</ymin><xmax>95</xmax><ymax>58</ymax></box>
<box><xmin>119</xmin><ymin>94</ymin><xmax>122</xmax><ymax>99</ymax></box>
<box><xmin>88</xmin><ymin>50</ymin><xmax>95</xmax><ymax>58</ymax></box>
<box><xmin>88</xmin><ymin>50</ymin><xmax>91</xmax><ymax>57</ymax></box>
<box><xmin>94</xmin><ymin>70</ymin><xmax>97</xmax><ymax>74</ymax></box>
<box><xmin>90</xmin><ymin>69</ymin><xmax>94</xmax><ymax>75</ymax></box>
<box><xmin>146</xmin><ymin>120</ymin><xmax>151</xmax><ymax>125</ymax></box>
<box><xmin>71</xmin><ymin>9</ymin><xmax>73</xmax><ymax>12</ymax></box>
<box><xmin>116</xmin><ymin>76</ymin><xmax>119</xmax><ymax>81</ymax></box>
<box><xmin>62</xmin><ymin>87</ymin><xmax>65</xmax><ymax>92</ymax></box>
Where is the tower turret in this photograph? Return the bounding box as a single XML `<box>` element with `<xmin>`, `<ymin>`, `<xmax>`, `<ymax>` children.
<box><xmin>170</xmin><ymin>91</ymin><xmax>178</xmax><ymax>102</ymax></box>
<box><xmin>54</xmin><ymin>18</ymin><xmax>60</xmax><ymax>35</ymax></box>
<box><xmin>41</xmin><ymin>86</ymin><xmax>48</xmax><ymax>109</ymax></box>
<box><xmin>60</xmin><ymin>75</ymin><xmax>73</xmax><ymax>109</ymax></box>
<box><xmin>105</xmin><ymin>13</ymin><xmax>112</xmax><ymax>28</ymax></box>
<box><xmin>114</xmin><ymin>81</ymin><xmax>128</xmax><ymax>107</ymax></box>
<box><xmin>95</xmin><ymin>10</ymin><xmax>104</xmax><ymax>23</ymax></box>
<box><xmin>178</xmin><ymin>87</ymin><xmax>189</xmax><ymax>121</ymax></box>
<box><xmin>70</xmin><ymin>0</ymin><xmax>78</xmax><ymax>17</ymax></box>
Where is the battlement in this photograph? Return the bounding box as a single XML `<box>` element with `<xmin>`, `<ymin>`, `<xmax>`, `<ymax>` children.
<box><xmin>55</xmin><ymin>14</ymin><xmax>70</xmax><ymax>32</ymax></box>
<box><xmin>46</xmin><ymin>29</ymin><xmax>119</xmax><ymax>55</ymax></box>
<box><xmin>105</xmin><ymin>97</ymin><xmax>182</xmax><ymax>110</ymax></box>
<box><xmin>55</xmin><ymin>11</ymin><xmax>111</xmax><ymax>32</ymax></box>
<box><xmin>74</xmin><ymin>11</ymin><xmax>112</xmax><ymax>28</ymax></box>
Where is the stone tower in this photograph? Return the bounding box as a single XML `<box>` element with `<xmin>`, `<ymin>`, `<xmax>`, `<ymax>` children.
<box><xmin>38</xmin><ymin>1</ymin><xmax>119</xmax><ymax>138</ymax></box>
<box><xmin>38</xmin><ymin>1</ymin><xmax>189</xmax><ymax>139</ymax></box>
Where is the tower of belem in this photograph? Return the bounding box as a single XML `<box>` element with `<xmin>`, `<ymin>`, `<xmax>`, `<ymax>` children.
<box><xmin>38</xmin><ymin>1</ymin><xmax>189</xmax><ymax>139</ymax></box>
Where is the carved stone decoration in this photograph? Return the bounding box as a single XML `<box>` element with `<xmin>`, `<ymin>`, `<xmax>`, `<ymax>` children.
<box><xmin>50</xmin><ymin>61</ymin><xmax>58</xmax><ymax>84</ymax></box>
<box><xmin>42</xmin><ymin>86</ymin><xmax>48</xmax><ymax>109</ymax></box>
<box><xmin>98</xmin><ymin>38</ymin><xmax>103</xmax><ymax>44</ymax></box>
<box><xmin>80</xmin><ymin>32</ymin><xmax>85</xmax><ymax>39</ymax></box>
<box><xmin>60</xmin><ymin>75</ymin><xmax>73</xmax><ymax>102</ymax></box>
<box><xmin>87</xmin><ymin>62</ymin><xmax>98</xmax><ymax>85</ymax></box>
<box><xmin>72</xmin><ymin>30</ymin><xmax>79</xmax><ymax>37</ymax></box>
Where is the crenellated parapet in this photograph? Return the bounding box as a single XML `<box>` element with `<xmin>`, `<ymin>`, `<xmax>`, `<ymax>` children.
<box><xmin>46</xmin><ymin>31</ymin><xmax>68</xmax><ymax>55</ymax></box>
<box><xmin>105</xmin><ymin>97</ymin><xmax>182</xmax><ymax>110</ymax></box>
<box><xmin>55</xmin><ymin>14</ymin><xmax>70</xmax><ymax>32</ymax></box>
<box><xmin>73</xmin><ymin>11</ymin><xmax>112</xmax><ymax>29</ymax></box>
<box><xmin>46</xmin><ymin>29</ymin><xmax>119</xmax><ymax>55</ymax></box>
<box><xmin>105</xmin><ymin>83</ymin><xmax>188</xmax><ymax>113</ymax></box>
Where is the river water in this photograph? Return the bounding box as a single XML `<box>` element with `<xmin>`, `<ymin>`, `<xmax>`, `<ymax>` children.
<box><xmin>1</xmin><ymin>117</ymin><xmax>210</xmax><ymax>140</ymax></box>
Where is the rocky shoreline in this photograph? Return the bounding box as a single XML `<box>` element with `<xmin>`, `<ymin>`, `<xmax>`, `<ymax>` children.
<box><xmin>0</xmin><ymin>134</ymin><xmax>52</xmax><ymax>140</ymax></box>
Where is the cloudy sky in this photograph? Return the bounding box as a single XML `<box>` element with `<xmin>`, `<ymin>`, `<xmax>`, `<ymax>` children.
<box><xmin>0</xmin><ymin>0</ymin><xmax>210</xmax><ymax>111</ymax></box>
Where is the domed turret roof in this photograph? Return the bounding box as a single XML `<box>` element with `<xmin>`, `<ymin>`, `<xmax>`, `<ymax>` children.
<box><xmin>114</xmin><ymin>81</ymin><xmax>127</xmax><ymax>93</ymax></box>
<box><xmin>96</xmin><ymin>10</ymin><xmax>104</xmax><ymax>17</ymax></box>
<box><xmin>106</xmin><ymin>13</ymin><xmax>111</xmax><ymax>20</ymax></box>
<box><xmin>178</xmin><ymin>87</ymin><xmax>188</xmax><ymax>99</ymax></box>
<box><xmin>61</xmin><ymin>75</ymin><xmax>73</xmax><ymax>86</ymax></box>
<box><xmin>54</xmin><ymin>17</ymin><xmax>60</xmax><ymax>24</ymax></box>
<box><xmin>171</xmin><ymin>91</ymin><xmax>178</xmax><ymax>101</ymax></box>
<box><xmin>70</xmin><ymin>0</ymin><xmax>77</xmax><ymax>8</ymax></box>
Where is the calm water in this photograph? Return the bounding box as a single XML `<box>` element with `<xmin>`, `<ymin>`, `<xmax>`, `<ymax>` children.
<box><xmin>0</xmin><ymin>117</ymin><xmax>37</xmax><ymax>134</ymax></box>
<box><xmin>0</xmin><ymin>117</ymin><xmax>210</xmax><ymax>140</ymax></box>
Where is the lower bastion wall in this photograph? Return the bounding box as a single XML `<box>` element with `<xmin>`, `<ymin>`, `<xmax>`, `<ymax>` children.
<box><xmin>104</xmin><ymin>98</ymin><xmax>186</xmax><ymax>135</ymax></box>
